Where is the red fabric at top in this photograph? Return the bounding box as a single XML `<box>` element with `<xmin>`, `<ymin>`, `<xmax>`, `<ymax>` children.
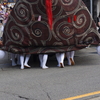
<box><xmin>45</xmin><ymin>0</ymin><xmax>53</xmax><ymax>30</ymax></box>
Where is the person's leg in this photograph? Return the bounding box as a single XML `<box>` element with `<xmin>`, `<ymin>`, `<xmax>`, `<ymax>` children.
<box><xmin>11</xmin><ymin>53</ymin><xmax>17</xmax><ymax>66</ymax></box>
<box><xmin>70</xmin><ymin>51</ymin><xmax>75</xmax><ymax>60</ymax></box>
<box><xmin>24</xmin><ymin>54</ymin><xmax>31</xmax><ymax>68</ymax></box>
<box><xmin>56</xmin><ymin>53</ymin><xmax>60</xmax><ymax>67</ymax></box>
<box><xmin>41</xmin><ymin>54</ymin><xmax>48</xmax><ymax>69</ymax></box>
<box><xmin>39</xmin><ymin>54</ymin><xmax>43</xmax><ymax>67</ymax></box>
<box><xmin>70</xmin><ymin>51</ymin><xmax>75</xmax><ymax>65</ymax></box>
<box><xmin>20</xmin><ymin>54</ymin><xmax>25</xmax><ymax>69</ymax></box>
<box><xmin>66</xmin><ymin>51</ymin><xmax>75</xmax><ymax>65</ymax></box>
<box><xmin>59</xmin><ymin>53</ymin><xmax>65</xmax><ymax>68</ymax></box>
<box><xmin>66</xmin><ymin>52</ymin><xmax>71</xmax><ymax>65</ymax></box>
<box><xmin>56</xmin><ymin>53</ymin><xmax>64</xmax><ymax>68</ymax></box>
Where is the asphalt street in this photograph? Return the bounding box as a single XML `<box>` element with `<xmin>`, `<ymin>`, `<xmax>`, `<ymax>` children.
<box><xmin>0</xmin><ymin>46</ymin><xmax>100</xmax><ymax>100</ymax></box>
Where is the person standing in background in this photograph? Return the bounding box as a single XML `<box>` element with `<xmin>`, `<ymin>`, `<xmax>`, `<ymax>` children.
<box><xmin>0</xmin><ymin>4</ymin><xmax>5</xmax><ymax>24</ymax></box>
<box><xmin>7</xmin><ymin>0</ymin><xmax>14</xmax><ymax>3</ymax></box>
<box><xmin>97</xmin><ymin>13</ymin><xmax>100</xmax><ymax>33</ymax></box>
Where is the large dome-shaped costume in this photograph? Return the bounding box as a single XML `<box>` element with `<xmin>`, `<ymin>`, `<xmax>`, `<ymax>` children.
<box><xmin>1</xmin><ymin>0</ymin><xmax>100</xmax><ymax>54</ymax></box>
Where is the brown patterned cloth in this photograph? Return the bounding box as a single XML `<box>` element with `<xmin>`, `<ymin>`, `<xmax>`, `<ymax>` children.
<box><xmin>1</xmin><ymin>0</ymin><xmax>100</xmax><ymax>54</ymax></box>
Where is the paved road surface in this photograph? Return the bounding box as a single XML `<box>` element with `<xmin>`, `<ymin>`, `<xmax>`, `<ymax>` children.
<box><xmin>0</xmin><ymin>46</ymin><xmax>100</xmax><ymax>100</ymax></box>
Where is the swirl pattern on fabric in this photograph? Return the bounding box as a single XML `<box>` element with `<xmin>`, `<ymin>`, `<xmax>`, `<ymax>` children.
<box><xmin>2</xmin><ymin>0</ymin><xmax>100</xmax><ymax>54</ymax></box>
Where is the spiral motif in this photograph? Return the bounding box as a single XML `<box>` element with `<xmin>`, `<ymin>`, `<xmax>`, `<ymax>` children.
<box><xmin>73</xmin><ymin>8</ymin><xmax>92</xmax><ymax>34</ymax></box>
<box><xmin>30</xmin><ymin>21</ymin><xmax>51</xmax><ymax>46</ymax></box>
<box><xmin>52</xmin><ymin>0</ymin><xmax>63</xmax><ymax>17</ymax></box>
<box><xmin>10</xmin><ymin>26</ymin><xmax>24</xmax><ymax>41</ymax></box>
<box><xmin>57</xmin><ymin>22</ymin><xmax>74</xmax><ymax>38</ymax></box>
<box><xmin>13</xmin><ymin>1</ymin><xmax>32</xmax><ymax>26</ymax></box>
<box><xmin>79</xmin><ymin>28</ymin><xmax>98</xmax><ymax>44</ymax></box>
<box><xmin>35</xmin><ymin>0</ymin><xmax>47</xmax><ymax>17</ymax></box>
<box><xmin>60</xmin><ymin>0</ymin><xmax>80</xmax><ymax>14</ymax></box>
<box><xmin>54</xmin><ymin>17</ymin><xmax>74</xmax><ymax>40</ymax></box>
<box><xmin>5</xmin><ymin>20</ymin><xmax>24</xmax><ymax>44</ymax></box>
<box><xmin>76</xmin><ymin>14</ymin><xmax>86</xmax><ymax>28</ymax></box>
<box><xmin>34</xmin><ymin>29</ymin><xmax>42</xmax><ymax>37</ymax></box>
